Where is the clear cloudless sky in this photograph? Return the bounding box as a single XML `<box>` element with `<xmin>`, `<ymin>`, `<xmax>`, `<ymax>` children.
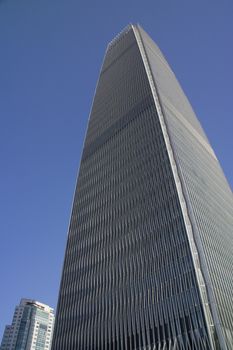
<box><xmin>0</xmin><ymin>0</ymin><xmax>232</xmax><ymax>339</ymax></box>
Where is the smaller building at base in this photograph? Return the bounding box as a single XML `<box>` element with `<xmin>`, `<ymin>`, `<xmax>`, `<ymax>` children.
<box><xmin>0</xmin><ymin>298</ymin><xmax>55</xmax><ymax>350</ymax></box>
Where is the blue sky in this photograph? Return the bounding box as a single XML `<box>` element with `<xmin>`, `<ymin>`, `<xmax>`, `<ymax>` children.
<box><xmin>0</xmin><ymin>0</ymin><xmax>232</xmax><ymax>339</ymax></box>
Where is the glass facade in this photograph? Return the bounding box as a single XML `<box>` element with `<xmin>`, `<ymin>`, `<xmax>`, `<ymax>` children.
<box><xmin>0</xmin><ymin>326</ymin><xmax>13</xmax><ymax>350</ymax></box>
<box><xmin>15</xmin><ymin>306</ymin><xmax>33</xmax><ymax>350</ymax></box>
<box><xmin>52</xmin><ymin>25</ymin><xmax>233</xmax><ymax>350</ymax></box>
<box><xmin>137</xmin><ymin>26</ymin><xmax>233</xmax><ymax>350</ymax></box>
<box><xmin>0</xmin><ymin>299</ymin><xmax>54</xmax><ymax>350</ymax></box>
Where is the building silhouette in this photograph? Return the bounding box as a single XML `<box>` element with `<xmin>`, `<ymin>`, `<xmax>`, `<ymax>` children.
<box><xmin>1</xmin><ymin>299</ymin><xmax>54</xmax><ymax>350</ymax></box>
<box><xmin>52</xmin><ymin>24</ymin><xmax>233</xmax><ymax>349</ymax></box>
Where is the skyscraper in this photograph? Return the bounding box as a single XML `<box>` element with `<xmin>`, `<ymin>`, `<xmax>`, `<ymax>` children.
<box><xmin>0</xmin><ymin>299</ymin><xmax>55</xmax><ymax>350</ymax></box>
<box><xmin>52</xmin><ymin>24</ymin><xmax>233</xmax><ymax>350</ymax></box>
